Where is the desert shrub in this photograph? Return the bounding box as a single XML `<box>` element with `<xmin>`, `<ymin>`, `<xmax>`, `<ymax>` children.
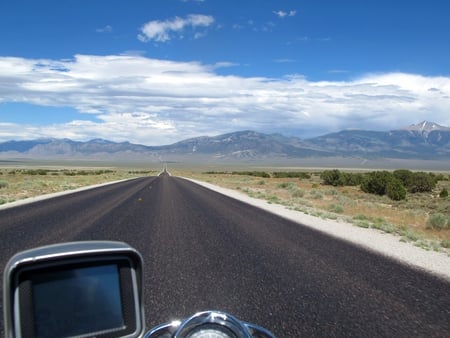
<box><xmin>273</xmin><ymin>172</ymin><xmax>311</xmax><ymax>179</ymax></box>
<box><xmin>434</xmin><ymin>173</ymin><xmax>446</xmax><ymax>181</ymax></box>
<box><xmin>402</xmin><ymin>229</ymin><xmax>421</xmax><ymax>242</ymax></box>
<box><xmin>426</xmin><ymin>213</ymin><xmax>448</xmax><ymax>230</ymax></box>
<box><xmin>310</xmin><ymin>190</ymin><xmax>323</xmax><ymax>199</ymax></box>
<box><xmin>320</xmin><ymin>169</ymin><xmax>343</xmax><ymax>186</ymax></box>
<box><xmin>344</xmin><ymin>172</ymin><xmax>364</xmax><ymax>186</ymax></box>
<box><xmin>328</xmin><ymin>204</ymin><xmax>344</xmax><ymax>213</ymax></box>
<box><xmin>266</xmin><ymin>195</ymin><xmax>279</xmax><ymax>203</ymax></box>
<box><xmin>354</xmin><ymin>214</ymin><xmax>370</xmax><ymax>221</ymax></box>
<box><xmin>393</xmin><ymin>169</ymin><xmax>414</xmax><ymax>186</ymax></box>
<box><xmin>439</xmin><ymin>188</ymin><xmax>448</xmax><ymax>198</ymax></box>
<box><xmin>278</xmin><ymin>182</ymin><xmax>296</xmax><ymax>189</ymax></box>
<box><xmin>324</xmin><ymin>188</ymin><xmax>338</xmax><ymax>196</ymax></box>
<box><xmin>23</xmin><ymin>169</ymin><xmax>48</xmax><ymax>175</ymax></box>
<box><xmin>360</xmin><ymin>171</ymin><xmax>407</xmax><ymax>200</ymax></box>
<box><xmin>361</xmin><ymin>171</ymin><xmax>393</xmax><ymax>195</ymax></box>
<box><xmin>386</xmin><ymin>178</ymin><xmax>407</xmax><ymax>201</ymax></box>
<box><xmin>292</xmin><ymin>189</ymin><xmax>305</xmax><ymax>198</ymax></box>
<box><xmin>321</xmin><ymin>169</ymin><xmax>363</xmax><ymax>186</ymax></box>
<box><xmin>393</xmin><ymin>170</ymin><xmax>437</xmax><ymax>193</ymax></box>
<box><xmin>76</xmin><ymin>170</ymin><xmax>90</xmax><ymax>176</ymax></box>
<box><xmin>94</xmin><ymin>170</ymin><xmax>113</xmax><ymax>175</ymax></box>
<box><xmin>407</xmin><ymin>172</ymin><xmax>436</xmax><ymax>193</ymax></box>
<box><xmin>356</xmin><ymin>220</ymin><xmax>370</xmax><ymax>228</ymax></box>
<box><xmin>0</xmin><ymin>180</ymin><xmax>8</xmax><ymax>188</ymax></box>
<box><xmin>231</xmin><ymin>171</ymin><xmax>270</xmax><ymax>178</ymax></box>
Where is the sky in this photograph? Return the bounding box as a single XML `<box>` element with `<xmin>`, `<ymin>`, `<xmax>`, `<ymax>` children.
<box><xmin>0</xmin><ymin>0</ymin><xmax>450</xmax><ymax>145</ymax></box>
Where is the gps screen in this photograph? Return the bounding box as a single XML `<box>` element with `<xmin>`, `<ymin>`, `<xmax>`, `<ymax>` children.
<box><xmin>31</xmin><ymin>264</ymin><xmax>124</xmax><ymax>338</ymax></box>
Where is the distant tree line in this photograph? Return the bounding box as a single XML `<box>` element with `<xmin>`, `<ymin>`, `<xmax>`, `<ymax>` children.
<box><xmin>320</xmin><ymin>169</ymin><xmax>444</xmax><ymax>201</ymax></box>
<box><xmin>203</xmin><ymin>171</ymin><xmax>311</xmax><ymax>179</ymax></box>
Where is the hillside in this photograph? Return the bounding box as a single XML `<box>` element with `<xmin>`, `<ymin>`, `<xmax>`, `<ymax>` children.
<box><xmin>0</xmin><ymin>121</ymin><xmax>449</xmax><ymax>163</ymax></box>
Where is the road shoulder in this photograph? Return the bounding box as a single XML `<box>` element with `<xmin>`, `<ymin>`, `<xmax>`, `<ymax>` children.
<box><xmin>184</xmin><ymin>177</ymin><xmax>450</xmax><ymax>281</ymax></box>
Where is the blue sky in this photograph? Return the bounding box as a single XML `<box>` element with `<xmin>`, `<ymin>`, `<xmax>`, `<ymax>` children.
<box><xmin>0</xmin><ymin>0</ymin><xmax>449</xmax><ymax>145</ymax></box>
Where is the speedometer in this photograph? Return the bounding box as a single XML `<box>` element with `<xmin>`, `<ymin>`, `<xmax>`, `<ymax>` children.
<box><xmin>185</xmin><ymin>324</ymin><xmax>237</xmax><ymax>338</ymax></box>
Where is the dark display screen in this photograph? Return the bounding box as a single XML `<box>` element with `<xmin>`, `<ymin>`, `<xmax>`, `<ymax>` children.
<box><xmin>31</xmin><ymin>264</ymin><xmax>124</xmax><ymax>338</ymax></box>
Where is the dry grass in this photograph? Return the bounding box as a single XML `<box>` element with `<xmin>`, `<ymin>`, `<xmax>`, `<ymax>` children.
<box><xmin>180</xmin><ymin>170</ymin><xmax>450</xmax><ymax>253</ymax></box>
<box><xmin>0</xmin><ymin>168</ymin><xmax>155</xmax><ymax>204</ymax></box>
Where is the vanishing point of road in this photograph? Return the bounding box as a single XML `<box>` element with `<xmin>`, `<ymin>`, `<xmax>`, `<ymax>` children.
<box><xmin>0</xmin><ymin>175</ymin><xmax>449</xmax><ymax>337</ymax></box>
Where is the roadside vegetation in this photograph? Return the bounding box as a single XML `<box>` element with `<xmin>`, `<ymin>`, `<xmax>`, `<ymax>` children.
<box><xmin>186</xmin><ymin>169</ymin><xmax>450</xmax><ymax>254</ymax></box>
<box><xmin>1</xmin><ymin>166</ymin><xmax>449</xmax><ymax>254</ymax></box>
<box><xmin>0</xmin><ymin>168</ymin><xmax>155</xmax><ymax>205</ymax></box>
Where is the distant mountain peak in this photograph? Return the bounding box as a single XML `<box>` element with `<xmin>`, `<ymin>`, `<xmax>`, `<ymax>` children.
<box><xmin>1</xmin><ymin>121</ymin><xmax>450</xmax><ymax>161</ymax></box>
<box><xmin>400</xmin><ymin>121</ymin><xmax>450</xmax><ymax>133</ymax></box>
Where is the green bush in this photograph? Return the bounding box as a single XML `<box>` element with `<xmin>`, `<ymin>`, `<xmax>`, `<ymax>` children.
<box><xmin>426</xmin><ymin>213</ymin><xmax>448</xmax><ymax>230</ymax></box>
<box><xmin>360</xmin><ymin>171</ymin><xmax>408</xmax><ymax>200</ymax></box>
<box><xmin>354</xmin><ymin>214</ymin><xmax>370</xmax><ymax>221</ymax></box>
<box><xmin>310</xmin><ymin>190</ymin><xmax>323</xmax><ymax>199</ymax></box>
<box><xmin>231</xmin><ymin>171</ymin><xmax>270</xmax><ymax>178</ymax></box>
<box><xmin>292</xmin><ymin>189</ymin><xmax>305</xmax><ymax>198</ymax></box>
<box><xmin>386</xmin><ymin>178</ymin><xmax>407</xmax><ymax>201</ymax></box>
<box><xmin>0</xmin><ymin>180</ymin><xmax>8</xmax><ymax>189</ymax></box>
<box><xmin>278</xmin><ymin>182</ymin><xmax>297</xmax><ymax>190</ymax></box>
<box><xmin>393</xmin><ymin>170</ymin><xmax>437</xmax><ymax>193</ymax></box>
<box><xmin>439</xmin><ymin>188</ymin><xmax>448</xmax><ymax>198</ymax></box>
<box><xmin>407</xmin><ymin>172</ymin><xmax>436</xmax><ymax>193</ymax></box>
<box><xmin>393</xmin><ymin>169</ymin><xmax>414</xmax><ymax>186</ymax></box>
<box><xmin>273</xmin><ymin>172</ymin><xmax>311</xmax><ymax>179</ymax></box>
<box><xmin>321</xmin><ymin>169</ymin><xmax>364</xmax><ymax>187</ymax></box>
<box><xmin>361</xmin><ymin>171</ymin><xmax>393</xmax><ymax>195</ymax></box>
<box><xmin>23</xmin><ymin>169</ymin><xmax>48</xmax><ymax>175</ymax></box>
<box><xmin>321</xmin><ymin>169</ymin><xmax>344</xmax><ymax>186</ymax></box>
<box><xmin>328</xmin><ymin>204</ymin><xmax>344</xmax><ymax>213</ymax></box>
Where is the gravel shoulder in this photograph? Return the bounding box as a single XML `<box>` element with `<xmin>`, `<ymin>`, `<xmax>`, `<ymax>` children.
<box><xmin>185</xmin><ymin>177</ymin><xmax>450</xmax><ymax>281</ymax></box>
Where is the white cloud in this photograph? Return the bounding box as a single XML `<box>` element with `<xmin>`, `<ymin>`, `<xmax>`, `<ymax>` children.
<box><xmin>274</xmin><ymin>58</ymin><xmax>296</xmax><ymax>63</ymax></box>
<box><xmin>138</xmin><ymin>14</ymin><xmax>214</xmax><ymax>42</ymax></box>
<box><xmin>273</xmin><ymin>10</ymin><xmax>297</xmax><ymax>18</ymax></box>
<box><xmin>96</xmin><ymin>25</ymin><xmax>112</xmax><ymax>33</ymax></box>
<box><xmin>0</xmin><ymin>55</ymin><xmax>449</xmax><ymax>144</ymax></box>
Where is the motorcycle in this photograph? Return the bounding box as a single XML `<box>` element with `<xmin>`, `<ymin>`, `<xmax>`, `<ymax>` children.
<box><xmin>3</xmin><ymin>241</ymin><xmax>275</xmax><ymax>338</ymax></box>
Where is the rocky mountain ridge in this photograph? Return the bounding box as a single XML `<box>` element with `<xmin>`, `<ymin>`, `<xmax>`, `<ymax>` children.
<box><xmin>0</xmin><ymin>121</ymin><xmax>449</xmax><ymax>162</ymax></box>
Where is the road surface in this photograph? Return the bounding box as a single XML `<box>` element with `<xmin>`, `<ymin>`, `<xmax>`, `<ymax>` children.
<box><xmin>0</xmin><ymin>175</ymin><xmax>449</xmax><ymax>337</ymax></box>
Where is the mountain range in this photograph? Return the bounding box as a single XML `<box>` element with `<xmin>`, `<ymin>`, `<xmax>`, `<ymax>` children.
<box><xmin>1</xmin><ymin>121</ymin><xmax>449</xmax><ymax>163</ymax></box>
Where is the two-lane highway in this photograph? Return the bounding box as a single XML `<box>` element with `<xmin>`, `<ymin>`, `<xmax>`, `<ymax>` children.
<box><xmin>1</xmin><ymin>175</ymin><xmax>449</xmax><ymax>336</ymax></box>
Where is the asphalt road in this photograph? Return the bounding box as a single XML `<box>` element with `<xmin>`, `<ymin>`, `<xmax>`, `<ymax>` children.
<box><xmin>0</xmin><ymin>175</ymin><xmax>449</xmax><ymax>337</ymax></box>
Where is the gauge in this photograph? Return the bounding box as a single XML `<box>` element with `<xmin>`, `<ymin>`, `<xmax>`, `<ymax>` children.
<box><xmin>185</xmin><ymin>324</ymin><xmax>237</xmax><ymax>338</ymax></box>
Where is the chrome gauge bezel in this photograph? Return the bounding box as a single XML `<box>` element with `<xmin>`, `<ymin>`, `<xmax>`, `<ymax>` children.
<box><xmin>174</xmin><ymin>311</ymin><xmax>249</xmax><ymax>338</ymax></box>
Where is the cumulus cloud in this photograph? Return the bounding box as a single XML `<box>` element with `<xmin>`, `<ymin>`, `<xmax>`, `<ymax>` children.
<box><xmin>138</xmin><ymin>14</ymin><xmax>214</xmax><ymax>42</ymax></box>
<box><xmin>273</xmin><ymin>10</ymin><xmax>297</xmax><ymax>18</ymax></box>
<box><xmin>0</xmin><ymin>55</ymin><xmax>449</xmax><ymax>144</ymax></box>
